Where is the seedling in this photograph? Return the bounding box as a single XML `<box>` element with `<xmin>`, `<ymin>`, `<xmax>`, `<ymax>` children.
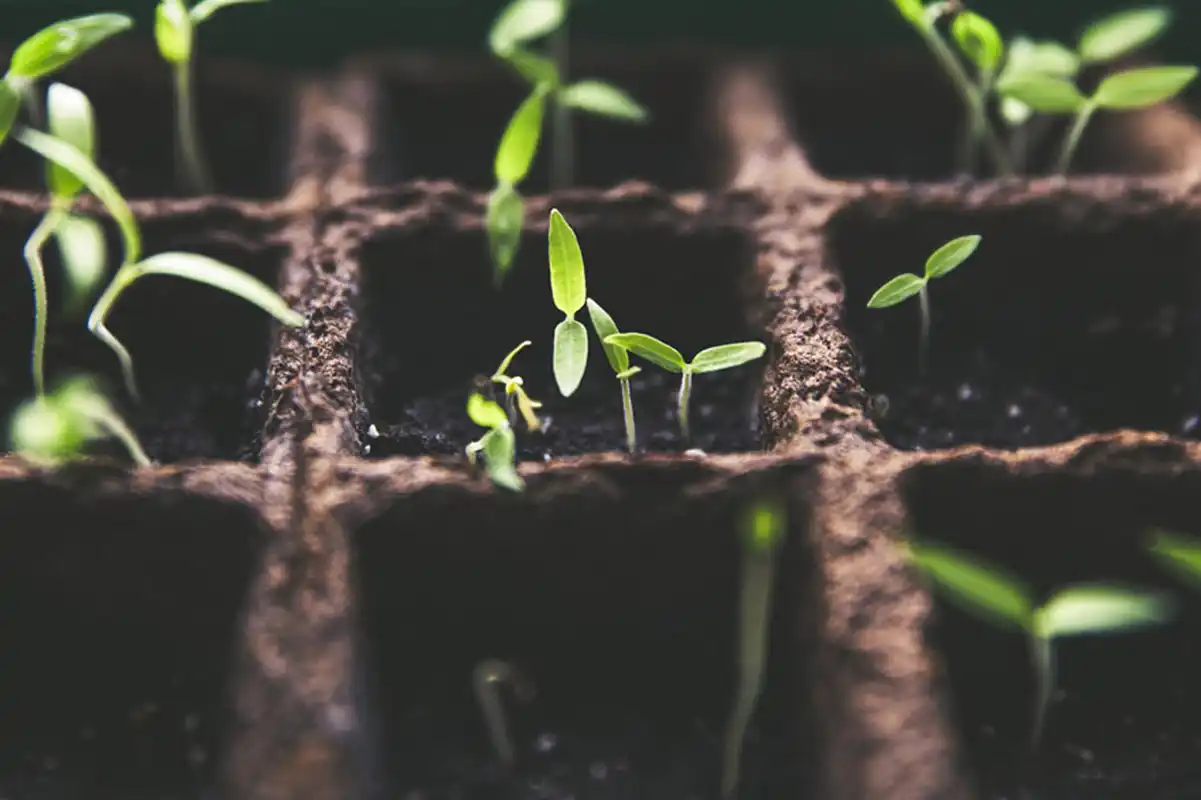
<box><xmin>487</xmin><ymin>84</ymin><xmax>546</xmax><ymax>285</ymax></box>
<box><xmin>156</xmin><ymin>0</ymin><xmax>269</xmax><ymax>194</ymax></box>
<box><xmin>466</xmin><ymin>392</ymin><xmax>524</xmax><ymax>492</ymax></box>
<box><xmin>472</xmin><ymin>658</ymin><xmax>536</xmax><ymax>767</ymax></box>
<box><xmin>866</xmin><ymin>234</ymin><xmax>981</xmax><ymax>376</ymax></box>
<box><xmin>603</xmin><ymin>333</ymin><xmax>766</xmax><ymax>443</ymax></box>
<box><xmin>1147</xmin><ymin>529</ymin><xmax>1201</xmax><ymax>592</ymax></box>
<box><xmin>906</xmin><ymin>540</ymin><xmax>1173</xmax><ymax>751</ymax></box>
<box><xmin>948</xmin><ymin>9</ymin><xmax>1004</xmax><ymax>174</ymax></box>
<box><xmin>491</xmin><ymin>340</ymin><xmax>543</xmax><ymax>431</ymax></box>
<box><xmin>722</xmin><ymin>496</ymin><xmax>786</xmax><ymax>800</ymax></box>
<box><xmin>10</xmin><ymin>375</ymin><xmax>151</xmax><ymax>467</ymax></box>
<box><xmin>994</xmin><ymin>37</ymin><xmax>1081</xmax><ymax>171</ymax></box>
<box><xmin>585</xmin><ymin>298</ymin><xmax>640</xmax><ymax>453</ymax></box>
<box><xmin>547</xmin><ymin>209</ymin><xmax>589</xmax><ymax>397</ymax></box>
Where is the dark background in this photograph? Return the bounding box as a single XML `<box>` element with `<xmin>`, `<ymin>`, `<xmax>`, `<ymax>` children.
<box><xmin>0</xmin><ymin>0</ymin><xmax>1197</xmax><ymax>67</ymax></box>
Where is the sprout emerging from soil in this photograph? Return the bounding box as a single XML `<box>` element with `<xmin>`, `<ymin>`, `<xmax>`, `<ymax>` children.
<box><xmin>603</xmin><ymin>333</ymin><xmax>766</xmax><ymax>443</ymax></box>
<box><xmin>1147</xmin><ymin>529</ymin><xmax>1201</xmax><ymax>591</ymax></box>
<box><xmin>586</xmin><ymin>298</ymin><xmax>640</xmax><ymax>454</ymax></box>
<box><xmin>491</xmin><ymin>340</ymin><xmax>543</xmax><ymax>431</ymax></box>
<box><xmin>155</xmin><ymin>0</ymin><xmax>269</xmax><ymax>194</ymax></box>
<box><xmin>906</xmin><ymin>540</ymin><xmax>1174</xmax><ymax>752</ymax></box>
<box><xmin>466</xmin><ymin>392</ymin><xmax>524</xmax><ymax>492</ymax></box>
<box><xmin>866</xmin><ymin>234</ymin><xmax>981</xmax><ymax>377</ymax></box>
<box><xmin>11</xmin><ymin>375</ymin><xmax>151</xmax><ymax>467</ymax></box>
<box><xmin>723</xmin><ymin>497</ymin><xmax>787</xmax><ymax>800</ymax></box>
<box><xmin>547</xmin><ymin>209</ymin><xmax>589</xmax><ymax>397</ymax></box>
<box><xmin>472</xmin><ymin>658</ymin><xmax>536</xmax><ymax>767</ymax></box>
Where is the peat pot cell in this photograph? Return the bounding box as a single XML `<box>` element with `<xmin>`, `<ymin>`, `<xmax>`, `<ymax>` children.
<box><xmin>0</xmin><ymin>472</ymin><xmax>263</xmax><ymax>799</ymax></box>
<box><xmin>902</xmin><ymin>457</ymin><xmax>1201</xmax><ymax>799</ymax></box>
<box><xmin>369</xmin><ymin>54</ymin><xmax>720</xmax><ymax>192</ymax></box>
<box><xmin>0</xmin><ymin>47</ymin><xmax>291</xmax><ymax>199</ymax></box>
<box><xmin>352</xmin><ymin>468</ymin><xmax>813</xmax><ymax>799</ymax></box>
<box><xmin>833</xmin><ymin>196</ymin><xmax>1201</xmax><ymax>451</ymax></box>
<box><xmin>361</xmin><ymin>214</ymin><xmax>765</xmax><ymax>460</ymax></box>
<box><xmin>0</xmin><ymin>201</ymin><xmax>288</xmax><ymax>463</ymax></box>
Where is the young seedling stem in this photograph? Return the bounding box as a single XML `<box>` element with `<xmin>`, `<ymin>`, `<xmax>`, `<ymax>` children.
<box><xmin>472</xmin><ymin>658</ymin><xmax>535</xmax><ymax>767</ymax></box>
<box><xmin>491</xmin><ymin>340</ymin><xmax>543</xmax><ymax>431</ymax></box>
<box><xmin>11</xmin><ymin>375</ymin><xmax>151</xmax><ymax>467</ymax></box>
<box><xmin>585</xmin><ymin>298</ymin><xmax>639</xmax><ymax>453</ymax></box>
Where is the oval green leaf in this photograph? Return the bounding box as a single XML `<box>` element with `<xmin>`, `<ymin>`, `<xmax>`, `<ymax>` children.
<box><xmin>468</xmin><ymin>392</ymin><xmax>510</xmax><ymax>430</ymax></box>
<box><xmin>131</xmin><ymin>252</ymin><xmax>304</xmax><ymax>327</ymax></box>
<box><xmin>190</xmin><ymin>0</ymin><xmax>270</xmax><ymax>24</ymax></box>
<box><xmin>925</xmin><ymin>234</ymin><xmax>982</xmax><ymax>279</ymax></box>
<box><xmin>45</xmin><ymin>83</ymin><xmax>95</xmax><ymax>200</ymax></box>
<box><xmin>547</xmin><ymin>209</ymin><xmax>586</xmax><ymax>315</ymax></box>
<box><xmin>585</xmin><ymin>298</ymin><xmax>628</xmax><ymax>375</ymax></box>
<box><xmin>1034</xmin><ymin>585</ymin><xmax>1174</xmax><ymax>638</ymax></box>
<box><xmin>604</xmin><ymin>332</ymin><xmax>686</xmax><ymax>373</ymax></box>
<box><xmin>690</xmin><ymin>341</ymin><xmax>767</xmax><ymax>374</ymax></box>
<box><xmin>559</xmin><ymin>81</ymin><xmax>649</xmax><ymax>122</ymax></box>
<box><xmin>1147</xmin><ymin>529</ymin><xmax>1201</xmax><ymax>589</ymax></box>
<box><xmin>0</xmin><ymin>80</ymin><xmax>20</xmax><ymax>148</ymax></box>
<box><xmin>951</xmin><ymin>12</ymin><xmax>1004</xmax><ymax>75</ymax></box>
<box><xmin>1093</xmin><ymin>65</ymin><xmax>1198</xmax><ymax>110</ymax></box>
<box><xmin>553</xmin><ymin>317</ymin><xmax>588</xmax><ymax>397</ymax></box>
<box><xmin>54</xmin><ymin>213</ymin><xmax>107</xmax><ymax>313</ymax></box>
<box><xmin>10</xmin><ymin>13</ymin><xmax>134</xmax><ymax>80</ymax></box>
<box><xmin>489</xmin><ymin>0</ymin><xmax>565</xmax><ymax>55</ymax></box>
<box><xmin>1002</xmin><ymin>37</ymin><xmax>1081</xmax><ymax>81</ymax></box>
<box><xmin>1078</xmin><ymin>6</ymin><xmax>1171</xmax><ymax>64</ymax></box>
<box><xmin>155</xmin><ymin>0</ymin><xmax>193</xmax><ymax>64</ymax></box>
<box><xmin>495</xmin><ymin>87</ymin><xmax>546</xmax><ymax>185</ymax></box>
<box><xmin>906</xmin><ymin>541</ymin><xmax>1035</xmax><ymax>631</ymax></box>
<box><xmin>995</xmin><ymin>73</ymin><xmax>1087</xmax><ymax>113</ymax></box>
<box><xmin>486</xmin><ymin>182</ymin><xmax>524</xmax><ymax>285</ymax></box>
<box><xmin>482</xmin><ymin>426</ymin><xmax>524</xmax><ymax>492</ymax></box>
<box><xmin>866</xmin><ymin>273</ymin><xmax>925</xmax><ymax>309</ymax></box>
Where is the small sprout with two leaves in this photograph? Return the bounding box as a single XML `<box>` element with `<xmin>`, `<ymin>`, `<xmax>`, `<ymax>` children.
<box><xmin>906</xmin><ymin>540</ymin><xmax>1174</xmax><ymax>752</ymax></box>
<box><xmin>586</xmin><ymin>298</ymin><xmax>640</xmax><ymax>454</ymax></box>
<box><xmin>472</xmin><ymin>658</ymin><xmax>536</xmax><ymax>768</ymax></box>
<box><xmin>155</xmin><ymin>0</ymin><xmax>269</xmax><ymax>193</ymax></box>
<box><xmin>547</xmin><ymin>209</ymin><xmax>589</xmax><ymax>398</ymax></box>
<box><xmin>491</xmin><ymin>340</ymin><xmax>544</xmax><ymax>431</ymax></box>
<box><xmin>466</xmin><ymin>392</ymin><xmax>524</xmax><ymax>492</ymax></box>
<box><xmin>10</xmin><ymin>375</ymin><xmax>151</xmax><ymax>468</ymax></box>
<box><xmin>602</xmin><ymin>333</ymin><xmax>766</xmax><ymax>443</ymax></box>
<box><xmin>866</xmin><ymin>234</ymin><xmax>981</xmax><ymax>377</ymax></box>
<box><xmin>1147</xmin><ymin>529</ymin><xmax>1201</xmax><ymax>592</ymax></box>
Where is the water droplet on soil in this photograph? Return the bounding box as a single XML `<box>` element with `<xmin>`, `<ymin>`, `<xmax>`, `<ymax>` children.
<box><xmin>367</xmin><ymin>424</ymin><xmax>380</xmax><ymax>439</ymax></box>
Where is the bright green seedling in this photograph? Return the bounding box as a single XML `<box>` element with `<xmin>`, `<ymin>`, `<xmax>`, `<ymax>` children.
<box><xmin>866</xmin><ymin>234</ymin><xmax>981</xmax><ymax>376</ymax></box>
<box><xmin>948</xmin><ymin>10</ymin><xmax>1004</xmax><ymax>175</ymax></box>
<box><xmin>472</xmin><ymin>658</ymin><xmax>536</xmax><ymax>767</ymax></box>
<box><xmin>491</xmin><ymin>340</ymin><xmax>543</xmax><ymax>431</ymax></box>
<box><xmin>586</xmin><ymin>298</ymin><xmax>640</xmax><ymax>454</ymax></box>
<box><xmin>722</xmin><ymin>497</ymin><xmax>787</xmax><ymax>800</ymax></box>
<box><xmin>603</xmin><ymin>333</ymin><xmax>766</xmax><ymax>443</ymax></box>
<box><xmin>487</xmin><ymin>84</ymin><xmax>546</xmax><ymax>285</ymax></box>
<box><xmin>1147</xmin><ymin>529</ymin><xmax>1201</xmax><ymax>592</ymax></box>
<box><xmin>1077</xmin><ymin>6</ymin><xmax>1171</xmax><ymax>65</ymax></box>
<box><xmin>994</xmin><ymin>36</ymin><xmax>1081</xmax><ymax>171</ymax></box>
<box><xmin>465</xmin><ymin>392</ymin><xmax>524</xmax><ymax>492</ymax></box>
<box><xmin>907</xmin><ymin>540</ymin><xmax>1174</xmax><ymax>752</ymax></box>
<box><xmin>10</xmin><ymin>375</ymin><xmax>151</xmax><ymax>467</ymax></box>
<box><xmin>156</xmin><ymin>0</ymin><xmax>269</xmax><ymax>194</ymax></box>
<box><xmin>547</xmin><ymin>209</ymin><xmax>589</xmax><ymax>397</ymax></box>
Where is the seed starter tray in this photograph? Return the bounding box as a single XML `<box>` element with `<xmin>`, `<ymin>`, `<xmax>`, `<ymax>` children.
<box><xmin>1</xmin><ymin>42</ymin><xmax>1200</xmax><ymax>800</ymax></box>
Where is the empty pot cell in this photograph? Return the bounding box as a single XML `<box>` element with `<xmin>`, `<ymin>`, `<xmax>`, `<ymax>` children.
<box><xmin>0</xmin><ymin>46</ymin><xmax>292</xmax><ymax>199</ymax></box>
<box><xmin>369</xmin><ymin>54</ymin><xmax>719</xmax><ymax>192</ymax></box>
<box><xmin>360</xmin><ymin>202</ymin><xmax>767</xmax><ymax>459</ymax></box>
<box><xmin>900</xmin><ymin>451</ymin><xmax>1201</xmax><ymax>799</ymax></box>
<box><xmin>832</xmin><ymin>188</ymin><xmax>1201</xmax><ymax>451</ymax></box>
<box><xmin>0</xmin><ymin>199</ymin><xmax>290</xmax><ymax>463</ymax></box>
<box><xmin>0</xmin><ymin>467</ymin><xmax>264</xmax><ymax>799</ymax></box>
<box><xmin>351</xmin><ymin>461</ymin><xmax>815</xmax><ymax>799</ymax></box>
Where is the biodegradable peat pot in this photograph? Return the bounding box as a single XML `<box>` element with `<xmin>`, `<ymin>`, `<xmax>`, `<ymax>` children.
<box><xmin>0</xmin><ymin>37</ymin><xmax>1200</xmax><ymax>800</ymax></box>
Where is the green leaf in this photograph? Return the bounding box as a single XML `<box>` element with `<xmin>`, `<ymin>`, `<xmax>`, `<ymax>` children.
<box><xmin>10</xmin><ymin>395</ymin><xmax>89</xmax><ymax>463</ymax></box>
<box><xmin>553</xmin><ymin>317</ymin><xmax>588</xmax><ymax>397</ymax></box>
<box><xmin>1148</xmin><ymin>529</ymin><xmax>1201</xmax><ymax>590</ymax></box>
<box><xmin>1000</xmin><ymin>96</ymin><xmax>1033</xmax><ymax>126</ymax></box>
<box><xmin>0</xmin><ymin>80</ymin><xmax>20</xmax><ymax>149</ymax></box>
<box><xmin>1092</xmin><ymin>65</ymin><xmax>1198</xmax><ymax>110</ymax></box>
<box><xmin>129</xmin><ymin>252</ymin><xmax>304</xmax><ymax>328</ymax></box>
<box><xmin>1034</xmin><ymin>585</ymin><xmax>1174</xmax><ymax>638</ymax></box>
<box><xmin>925</xmin><ymin>234</ymin><xmax>981</xmax><ymax>279</ymax></box>
<box><xmin>547</xmin><ymin>209</ymin><xmax>586</xmax><ymax>315</ymax></box>
<box><xmin>45</xmin><ymin>83</ymin><xmax>95</xmax><ymax>200</ymax></box>
<box><xmin>866</xmin><ymin>273</ymin><xmax>925</xmax><ymax>309</ymax></box>
<box><xmin>482</xmin><ymin>426</ymin><xmax>524</xmax><ymax>492</ymax></box>
<box><xmin>495</xmin><ymin>87</ymin><xmax>546</xmax><ymax>185</ymax></box>
<box><xmin>468</xmin><ymin>392</ymin><xmax>510</xmax><ymax>430</ymax></box>
<box><xmin>690</xmin><ymin>342</ymin><xmax>767</xmax><ymax>374</ymax></box>
<box><xmin>155</xmin><ymin>0</ymin><xmax>193</xmax><ymax>64</ymax></box>
<box><xmin>9</xmin><ymin>13</ymin><xmax>134</xmax><ymax>80</ymax></box>
<box><xmin>906</xmin><ymin>541</ymin><xmax>1035</xmax><ymax>631</ymax></box>
<box><xmin>1003</xmin><ymin>37</ymin><xmax>1081</xmax><ymax>81</ymax></box>
<box><xmin>503</xmin><ymin>48</ymin><xmax>560</xmax><ymax>87</ymax></box>
<box><xmin>15</xmin><ymin>126</ymin><xmax>141</xmax><ymax>267</ymax></box>
<box><xmin>1078</xmin><ymin>6</ymin><xmax>1171</xmax><ymax>64</ymax></box>
<box><xmin>486</xmin><ymin>182</ymin><xmax>524</xmax><ymax>285</ymax></box>
<box><xmin>559</xmin><ymin>81</ymin><xmax>649</xmax><ymax>122</ymax></box>
<box><xmin>951</xmin><ymin>12</ymin><xmax>1004</xmax><ymax>75</ymax></box>
<box><xmin>489</xmin><ymin>0</ymin><xmax>565</xmax><ymax>55</ymax></box>
<box><xmin>54</xmin><ymin>213</ymin><xmax>107</xmax><ymax>313</ymax></box>
<box><xmin>889</xmin><ymin>0</ymin><xmax>926</xmax><ymax>25</ymax></box>
<box><xmin>585</xmin><ymin>298</ymin><xmax>628</xmax><ymax>375</ymax></box>
<box><xmin>190</xmin><ymin>0</ymin><xmax>270</xmax><ymax>24</ymax></box>
<box><xmin>494</xmin><ymin>340</ymin><xmax>532</xmax><ymax>378</ymax></box>
<box><xmin>604</xmin><ymin>332</ymin><xmax>686</xmax><ymax>373</ymax></box>
<box><xmin>996</xmin><ymin>73</ymin><xmax>1087</xmax><ymax>113</ymax></box>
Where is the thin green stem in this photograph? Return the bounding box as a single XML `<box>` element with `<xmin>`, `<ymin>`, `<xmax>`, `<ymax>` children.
<box><xmin>918</xmin><ymin>284</ymin><xmax>931</xmax><ymax>377</ymax></box>
<box><xmin>960</xmin><ymin>71</ymin><xmax>995</xmax><ymax>176</ymax></box>
<box><xmin>23</xmin><ymin>205</ymin><xmax>66</xmax><ymax>398</ymax></box>
<box><xmin>678</xmin><ymin>369</ymin><xmax>693</xmax><ymax>443</ymax></box>
<box><xmin>88</xmin><ymin>266</ymin><xmax>141</xmax><ymax>402</ymax></box>
<box><xmin>1028</xmin><ymin>634</ymin><xmax>1054</xmax><ymax>754</ymax></box>
<box><xmin>1055</xmin><ymin>103</ymin><xmax>1096</xmax><ymax>176</ymax></box>
<box><xmin>550</xmin><ymin>16</ymin><xmax>572</xmax><ymax>190</ymax></box>
<box><xmin>87</xmin><ymin>405</ymin><xmax>152</xmax><ymax>467</ymax></box>
<box><xmin>620</xmin><ymin>376</ymin><xmax>636</xmax><ymax>454</ymax></box>
<box><xmin>173</xmin><ymin>58</ymin><xmax>213</xmax><ymax>194</ymax></box>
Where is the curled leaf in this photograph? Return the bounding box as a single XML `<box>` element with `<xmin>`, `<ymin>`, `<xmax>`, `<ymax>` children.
<box><xmin>952</xmin><ymin>12</ymin><xmax>1004</xmax><ymax>75</ymax></box>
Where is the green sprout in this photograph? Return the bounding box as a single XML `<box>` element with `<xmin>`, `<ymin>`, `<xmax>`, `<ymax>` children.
<box><xmin>994</xmin><ymin>37</ymin><xmax>1081</xmax><ymax>172</ymax></box>
<box><xmin>10</xmin><ymin>375</ymin><xmax>151</xmax><ymax>467</ymax></box>
<box><xmin>466</xmin><ymin>392</ymin><xmax>523</xmax><ymax>492</ymax></box>
<box><xmin>155</xmin><ymin>0</ymin><xmax>268</xmax><ymax>194</ymax></box>
<box><xmin>722</xmin><ymin>497</ymin><xmax>786</xmax><ymax>800</ymax></box>
<box><xmin>866</xmin><ymin>234</ymin><xmax>981</xmax><ymax>377</ymax></box>
<box><xmin>472</xmin><ymin>658</ymin><xmax>536</xmax><ymax>768</ymax></box>
<box><xmin>948</xmin><ymin>10</ymin><xmax>1004</xmax><ymax>175</ymax></box>
<box><xmin>585</xmin><ymin>298</ymin><xmax>640</xmax><ymax>454</ymax></box>
<box><xmin>907</xmin><ymin>540</ymin><xmax>1174</xmax><ymax>752</ymax></box>
<box><xmin>1147</xmin><ymin>529</ymin><xmax>1201</xmax><ymax>592</ymax></box>
<box><xmin>603</xmin><ymin>333</ymin><xmax>766</xmax><ymax>443</ymax></box>
<box><xmin>491</xmin><ymin>340</ymin><xmax>543</xmax><ymax>431</ymax></box>
<box><xmin>547</xmin><ymin>209</ymin><xmax>589</xmax><ymax>398</ymax></box>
